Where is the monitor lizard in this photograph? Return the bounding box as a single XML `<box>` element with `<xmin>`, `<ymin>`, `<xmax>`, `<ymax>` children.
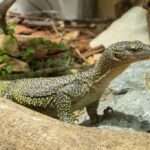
<box><xmin>1</xmin><ymin>41</ymin><xmax>150</xmax><ymax>124</ymax></box>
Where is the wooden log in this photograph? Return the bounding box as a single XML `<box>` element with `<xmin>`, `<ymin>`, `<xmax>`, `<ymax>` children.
<box><xmin>0</xmin><ymin>98</ymin><xmax>150</xmax><ymax>150</ymax></box>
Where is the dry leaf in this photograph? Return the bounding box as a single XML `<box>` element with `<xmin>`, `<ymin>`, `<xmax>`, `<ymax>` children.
<box><xmin>63</xmin><ymin>30</ymin><xmax>80</xmax><ymax>42</ymax></box>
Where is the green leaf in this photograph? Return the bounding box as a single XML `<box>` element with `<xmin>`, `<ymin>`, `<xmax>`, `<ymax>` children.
<box><xmin>22</xmin><ymin>47</ymin><xmax>35</xmax><ymax>60</ymax></box>
<box><xmin>5</xmin><ymin>65</ymin><xmax>12</xmax><ymax>74</ymax></box>
<box><xmin>0</xmin><ymin>55</ymin><xmax>10</xmax><ymax>63</ymax></box>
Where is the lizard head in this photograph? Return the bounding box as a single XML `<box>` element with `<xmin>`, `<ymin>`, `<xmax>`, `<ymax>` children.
<box><xmin>107</xmin><ymin>41</ymin><xmax>150</xmax><ymax>66</ymax></box>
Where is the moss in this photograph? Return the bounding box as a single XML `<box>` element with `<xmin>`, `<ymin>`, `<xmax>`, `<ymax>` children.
<box><xmin>0</xmin><ymin>36</ymin><xmax>73</xmax><ymax>77</ymax></box>
<box><xmin>0</xmin><ymin>54</ymin><xmax>10</xmax><ymax>63</ymax></box>
<box><xmin>22</xmin><ymin>47</ymin><xmax>35</xmax><ymax>61</ymax></box>
<box><xmin>21</xmin><ymin>37</ymin><xmax>73</xmax><ymax>69</ymax></box>
<box><xmin>0</xmin><ymin>64</ymin><xmax>13</xmax><ymax>76</ymax></box>
<box><xmin>3</xmin><ymin>35</ymin><xmax>17</xmax><ymax>50</ymax></box>
<box><xmin>2</xmin><ymin>35</ymin><xmax>19</xmax><ymax>56</ymax></box>
<box><xmin>25</xmin><ymin>37</ymin><xmax>69</xmax><ymax>53</ymax></box>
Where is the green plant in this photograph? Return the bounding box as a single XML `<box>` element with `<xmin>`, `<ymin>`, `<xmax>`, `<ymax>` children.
<box><xmin>0</xmin><ymin>54</ymin><xmax>10</xmax><ymax>63</ymax></box>
<box><xmin>0</xmin><ymin>64</ymin><xmax>13</xmax><ymax>76</ymax></box>
<box><xmin>22</xmin><ymin>47</ymin><xmax>35</xmax><ymax>61</ymax></box>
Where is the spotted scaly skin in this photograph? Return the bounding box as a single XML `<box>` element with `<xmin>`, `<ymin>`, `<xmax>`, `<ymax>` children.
<box><xmin>1</xmin><ymin>41</ymin><xmax>150</xmax><ymax>124</ymax></box>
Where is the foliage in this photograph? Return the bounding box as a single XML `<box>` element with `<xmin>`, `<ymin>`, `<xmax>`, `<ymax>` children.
<box><xmin>7</xmin><ymin>22</ymin><xmax>16</xmax><ymax>35</ymax></box>
<box><xmin>3</xmin><ymin>35</ymin><xmax>18</xmax><ymax>52</ymax></box>
<box><xmin>21</xmin><ymin>47</ymin><xmax>35</xmax><ymax>61</ymax></box>
<box><xmin>20</xmin><ymin>37</ymin><xmax>73</xmax><ymax>70</ymax></box>
<box><xmin>0</xmin><ymin>36</ymin><xmax>73</xmax><ymax>77</ymax></box>
<box><xmin>0</xmin><ymin>53</ymin><xmax>12</xmax><ymax>76</ymax></box>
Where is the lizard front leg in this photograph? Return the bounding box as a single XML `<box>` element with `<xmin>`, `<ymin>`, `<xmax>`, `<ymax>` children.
<box><xmin>54</xmin><ymin>93</ymin><xmax>75</xmax><ymax>124</ymax></box>
<box><xmin>86</xmin><ymin>101</ymin><xmax>99</xmax><ymax>125</ymax></box>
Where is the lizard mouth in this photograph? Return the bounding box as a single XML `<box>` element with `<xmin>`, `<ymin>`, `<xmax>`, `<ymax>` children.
<box><xmin>136</xmin><ymin>54</ymin><xmax>150</xmax><ymax>60</ymax></box>
<box><xmin>132</xmin><ymin>49</ymin><xmax>150</xmax><ymax>61</ymax></box>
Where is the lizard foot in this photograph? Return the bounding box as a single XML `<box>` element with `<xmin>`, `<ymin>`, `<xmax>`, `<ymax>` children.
<box><xmin>100</xmin><ymin>106</ymin><xmax>114</xmax><ymax>121</ymax></box>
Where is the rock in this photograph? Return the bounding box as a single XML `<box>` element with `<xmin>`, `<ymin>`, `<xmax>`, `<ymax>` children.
<box><xmin>96</xmin><ymin>60</ymin><xmax>150</xmax><ymax>132</ymax></box>
<box><xmin>90</xmin><ymin>7</ymin><xmax>150</xmax><ymax>48</ymax></box>
<box><xmin>98</xmin><ymin>91</ymin><xmax>150</xmax><ymax>132</ymax></box>
<box><xmin>108</xmin><ymin>60</ymin><xmax>150</xmax><ymax>91</ymax></box>
<box><xmin>1</xmin><ymin>97</ymin><xmax>150</xmax><ymax>150</ymax></box>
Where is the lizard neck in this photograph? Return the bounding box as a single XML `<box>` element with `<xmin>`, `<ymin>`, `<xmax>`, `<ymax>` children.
<box><xmin>92</xmin><ymin>52</ymin><xmax>113</xmax><ymax>80</ymax></box>
<box><xmin>92</xmin><ymin>52</ymin><xmax>130</xmax><ymax>82</ymax></box>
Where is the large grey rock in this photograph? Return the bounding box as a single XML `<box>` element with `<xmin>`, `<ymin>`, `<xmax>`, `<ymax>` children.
<box><xmin>108</xmin><ymin>61</ymin><xmax>150</xmax><ymax>91</ymax></box>
<box><xmin>98</xmin><ymin>90</ymin><xmax>150</xmax><ymax>131</ymax></box>
<box><xmin>97</xmin><ymin>61</ymin><xmax>150</xmax><ymax>132</ymax></box>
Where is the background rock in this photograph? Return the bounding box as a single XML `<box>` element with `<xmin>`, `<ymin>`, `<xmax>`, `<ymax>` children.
<box><xmin>90</xmin><ymin>7</ymin><xmax>150</xmax><ymax>48</ymax></box>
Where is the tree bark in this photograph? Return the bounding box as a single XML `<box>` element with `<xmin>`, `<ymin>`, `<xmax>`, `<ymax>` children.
<box><xmin>0</xmin><ymin>98</ymin><xmax>150</xmax><ymax>150</ymax></box>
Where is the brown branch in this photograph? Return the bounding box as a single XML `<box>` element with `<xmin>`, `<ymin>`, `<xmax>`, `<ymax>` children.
<box><xmin>0</xmin><ymin>0</ymin><xmax>16</xmax><ymax>34</ymax></box>
<box><xmin>74</xmin><ymin>48</ymin><xmax>88</xmax><ymax>63</ymax></box>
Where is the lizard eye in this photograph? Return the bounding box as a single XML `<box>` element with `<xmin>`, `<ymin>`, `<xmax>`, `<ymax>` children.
<box><xmin>113</xmin><ymin>53</ymin><xmax>122</xmax><ymax>61</ymax></box>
